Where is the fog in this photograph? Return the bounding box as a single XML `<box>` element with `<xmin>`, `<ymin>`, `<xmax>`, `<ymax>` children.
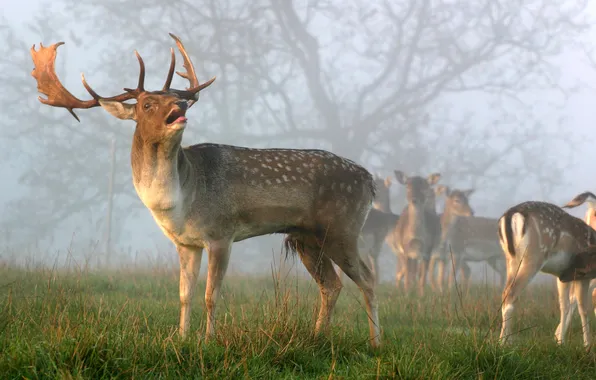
<box><xmin>2</xmin><ymin>0</ymin><xmax>596</xmax><ymax>284</ymax></box>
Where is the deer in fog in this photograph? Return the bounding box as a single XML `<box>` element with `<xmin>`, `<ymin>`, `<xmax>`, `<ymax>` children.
<box><xmin>498</xmin><ymin>200</ymin><xmax>596</xmax><ymax>349</ymax></box>
<box><xmin>354</xmin><ymin>175</ymin><xmax>400</xmax><ymax>284</ymax></box>
<box><xmin>337</xmin><ymin>175</ymin><xmax>399</xmax><ymax>284</ymax></box>
<box><xmin>30</xmin><ymin>35</ymin><xmax>381</xmax><ymax>348</ymax></box>
<box><xmin>430</xmin><ymin>186</ymin><xmax>506</xmax><ymax>293</ymax></box>
<box><xmin>387</xmin><ymin>170</ymin><xmax>441</xmax><ymax>295</ymax></box>
<box><xmin>557</xmin><ymin>192</ymin><xmax>596</xmax><ymax>338</ymax></box>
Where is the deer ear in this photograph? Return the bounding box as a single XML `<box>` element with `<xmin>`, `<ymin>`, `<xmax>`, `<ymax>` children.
<box><xmin>435</xmin><ymin>185</ymin><xmax>450</xmax><ymax>196</ymax></box>
<box><xmin>99</xmin><ymin>99</ymin><xmax>137</xmax><ymax>120</ymax></box>
<box><xmin>427</xmin><ymin>173</ymin><xmax>441</xmax><ymax>185</ymax></box>
<box><xmin>394</xmin><ymin>170</ymin><xmax>407</xmax><ymax>185</ymax></box>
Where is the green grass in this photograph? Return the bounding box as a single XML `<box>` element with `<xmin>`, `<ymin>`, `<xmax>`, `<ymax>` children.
<box><xmin>0</xmin><ymin>262</ymin><xmax>595</xmax><ymax>379</ymax></box>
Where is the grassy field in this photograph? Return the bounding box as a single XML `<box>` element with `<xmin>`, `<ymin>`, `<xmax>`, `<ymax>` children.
<box><xmin>1</xmin><ymin>262</ymin><xmax>595</xmax><ymax>379</ymax></box>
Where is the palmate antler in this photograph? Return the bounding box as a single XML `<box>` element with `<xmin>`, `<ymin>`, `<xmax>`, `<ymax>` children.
<box><xmin>30</xmin><ymin>33</ymin><xmax>216</xmax><ymax>121</ymax></box>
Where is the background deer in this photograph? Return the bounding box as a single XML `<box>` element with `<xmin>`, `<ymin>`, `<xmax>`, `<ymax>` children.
<box><xmin>354</xmin><ymin>175</ymin><xmax>399</xmax><ymax>284</ymax></box>
<box><xmin>431</xmin><ymin>186</ymin><xmax>506</xmax><ymax>292</ymax></box>
<box><xmin>30</xmin><ymin>34</ymin><xmax>381</xmax><ymax>348</ymax></box>
<box><xmin>498</xmin><ymin>201</ymin><xmax>596</xmax><ymax>348</ymax></box>
<box><xmin>558</xmin><ymin>192</ymin><xmax>596</xmax><ymax>337</ymax></box>
<box><xmin>387</xmin><ymin>170</ymin><xmax>441</xmax><ymax>295</ymax></box>
<box><xmin>429</xmin><ymin>186</ymin><xmax>474</xmax><ymax>293</ymax></box>
<box><xmin>338</xmin><ymin>175</ymin><xmax>399</xmax><ymax>284</ymax></box>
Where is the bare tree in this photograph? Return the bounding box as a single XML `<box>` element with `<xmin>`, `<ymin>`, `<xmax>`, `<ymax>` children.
<box><xmin>1</xmin><ymin>0</ymin><xmax>591</xmax><ymax>256</ymax></box>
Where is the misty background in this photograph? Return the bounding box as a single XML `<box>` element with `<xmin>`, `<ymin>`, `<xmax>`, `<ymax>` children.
<box><xmin>1</xmin><ymin>0</ymin><xmax>596</xmax><ymax>284</ymax></box>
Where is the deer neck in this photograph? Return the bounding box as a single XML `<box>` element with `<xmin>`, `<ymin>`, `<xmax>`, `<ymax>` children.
<box><xmin>405</xmin><ymin>202</ymin><xmax>433</xmax><ymax>235</ymax></box>
<box><xmin>130</xmin><ymin>130</ymin><xmax>196</xmax><ymax>211</ymax></box>
<box><xmin>439</xmin><ymin>207</ymin><xmax>461</xmax><ymax>241</ymax></box>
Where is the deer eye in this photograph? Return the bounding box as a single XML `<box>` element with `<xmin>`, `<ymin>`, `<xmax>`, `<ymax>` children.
<box><xmin>143</xmin><ymin>103</ymin><xmax>151</xmax><ymax>110</ymax></box>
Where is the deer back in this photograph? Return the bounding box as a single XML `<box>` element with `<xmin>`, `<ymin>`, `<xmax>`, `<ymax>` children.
<box><xmin>499</xmin><ymin>201</ymin><xmax>596</xmax><ymax>270</ymax></box>
<box><xmin>175</xmin><ymin>144</ymin><xmax>376</xmax><ymax>243</ymax></box>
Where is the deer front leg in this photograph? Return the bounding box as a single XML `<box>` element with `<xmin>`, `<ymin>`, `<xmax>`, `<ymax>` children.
<box><xmin>417</xmin><ymin>258</ymin><xmax>428</xmax><ymax>296</ymax></box>
<box><xmin>555</xmin><ymin>280</ymin><xmax>571</xmax><ymax>345</ymax></box>
<box><xmin>459</xmin><ymin>261</ymin><xmax>471</xmax><ymax>291</ymax></box>
<box><xmin>428</xmin><ymin>255</ymin><xmax>438</xmax><ymax>292</ymax></box>
<box><xmin>575</xmin><ymin>279</ymin><xmax>593</xmax><ymax>349</ymax></box>
<box><xmin>369</xmin><ymin>237</ymin><xmax>383</xmax><ymax>285</ymax></box>
<box><xmin>178</xmin><ymin>245</ymin><xmax>204</xmax><ymax>338</ymax></box>
<box><xmin>436</xmin><ymin>259</ymin><xmax>446</xmax><ymax>294</ymax></box>
<box><xmin>204</xmin><ymin>240</ymin><xmax>232</xmax><ymax>340</ymax></box>
<box><xmin>487</xmin><ymin>257</ymin><xmax>507</xmax><ymax>290</ymax></box>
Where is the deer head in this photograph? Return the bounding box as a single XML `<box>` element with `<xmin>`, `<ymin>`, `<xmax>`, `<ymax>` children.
<box><xmin>394</xmin><ymin>170</ymin><xmax>441</xmax><ymax>207</ymax></box>
<box><xmin>372</xmin><ymin>174</ymin><xmax>392</xmax><ymax>212</ymax></box>
<box><xmin>30</xmin><ymin>33</ymin><xmax>215</xmax><ymax>146</ymax></box>
<box><xmin>435</xmin><ymin>185</ymin><xmax>475</xmax><ymax>217</ymax></box>
<box><xmin>563</xmin><ymin>191</ymin><xmax>596</xmax><ymax>230</ymax></box>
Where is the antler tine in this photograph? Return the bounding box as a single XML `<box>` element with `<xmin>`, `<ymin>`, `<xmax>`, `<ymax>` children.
<box><xmin>169</xmin><ymin>33</ymin><xmax>199</xmax><ymax>89</ymax></box>
<box><xmin>123</xmin><ymin>50</ymin><xmax>146</xmax><ymax>94</ymax></box>
<box><xmin>31</xmin><ymin>41</ymin><xmax>140</xmax><ymax>121</ymax></box>
<box><xmin>162</xmin><ymin>48</ymin><xmax>176</xmax><ymax>91</ymax></box>
<box><xmin>169</xmin><ymin>33</ymin><xmax>216</xmax><ymax>97</ymax></box>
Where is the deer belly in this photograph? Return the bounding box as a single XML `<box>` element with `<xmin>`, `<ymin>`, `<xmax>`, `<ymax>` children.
<box><xmin>461</xmin><ymin>241</ymin><xmax>500</xmax><ymax>261</ymax></box>
<box><xmin>541</xmin><ymin>251</ymin><xmax>573</xmax><ymax>276</ymax></box>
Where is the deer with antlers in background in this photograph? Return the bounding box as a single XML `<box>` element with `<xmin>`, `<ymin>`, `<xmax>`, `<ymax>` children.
<box><xmin>387</xmin><ymin>170</ymin><xmax>441</xmax><ymax>295</ymax></box>
<box><xmin>430</xmin><ymin>186</ymin><xmax>506</xmax><ymax>293</ymax></box>
<box><xmin>30</xmin><ymin>34</ymin><xmax>381</xmax><ymax>348</ymax></box>
<box><xmin>498</xmin><ymin>200</ymin><xmax>596</xmax><ymax>348</ymax></box>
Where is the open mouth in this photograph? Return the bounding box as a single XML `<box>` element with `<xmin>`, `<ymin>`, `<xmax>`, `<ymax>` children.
<box><xmin>165</xmin><ymin>107</ymin><xmax>187</xmax><ymax>128</ymax></box>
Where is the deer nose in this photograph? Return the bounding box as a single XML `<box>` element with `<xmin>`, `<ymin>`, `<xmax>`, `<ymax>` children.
<box><xmin>175</xmin><ymin>100</ymin><xmax>188</xmax><ymax>112</ymax></box>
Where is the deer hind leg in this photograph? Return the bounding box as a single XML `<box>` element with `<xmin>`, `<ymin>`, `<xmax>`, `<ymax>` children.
<box><xmin>290</xmin><ymin>235</ymin><xmax>343</xmax><ymax>334</ymax></box>
<box><xmin>499</xmin><ymin>259</ymin><xmax>539</xmax><ymax>345</ymax></box>
<box><xmin>204</xmin><ymin>240</ymin><xmax>232</xmax><ymax>340</ymax></box>
<box><xmin>574</xmin><ymin>279</ymin><xmax>593</xmax><ymax>349</ymax></box>
<box><xmin>178</xmin><ymin>245</ymin><xmax>204</xmax><ymax>338</ymax></box>
<box><xmin>327</xmin><ymin>236</ymin><xmax>381</xmax><ymax>348</ymax></box>
<box><xmin>448</xmin><ymin>254</ymin><xmax>462</xmax><ymax>291</ymax></box>
<box><xmin>488</xmin><ymin>257</ymin><xmax>507</xmax><ymax>290</ymax></box>
<box><xmin>459</xmin><ymin>261</ymin><xmax>471</xmax><ymax>291</ymax></box>
<box><xmin>555</xmin><ymin>280</ymin><xmax>573</xmax><ymax>345</ymax></box>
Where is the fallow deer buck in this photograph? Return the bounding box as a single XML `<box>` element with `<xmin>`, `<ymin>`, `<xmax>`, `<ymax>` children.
<box><xmin>431</xmin><ymin>186</ymin><xmax>506</xmax><ymax>293</ymax></box>
<box><xmin>498</xmin><ymin>201</ymin><xmax>596</xmax><ymax>348</ymax></box>
<box><xmin>557</xmin><ymin>192</ymin><xmax>596</xmax><ymax>336</ymax></box>
<box><xmin>387</xmin><ymin>170</ymin><xmax>441</xmax><ymax>295</ymax></box>
<box><xmin>30</xmin><ymin>34</ymin><xmax>381</xmax><ymax>348</ymax></box>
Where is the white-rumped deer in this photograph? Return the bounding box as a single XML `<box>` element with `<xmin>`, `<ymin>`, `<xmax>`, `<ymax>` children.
<box><xmin>431</xmin><ymin>186</ymin><xmax>506</xmax><ymax>293</ymax></box>
<box><xmin>387</xmin><ymin>170</ymin><xmax>441</xmax><ymax>295</ymax></box>
<box><xmin>557</xmin><ymin>192</ymin><xmax>596</xmax><ymax>338</ymax></box>
<box><xmin>30</xmin><ymin>35</ymin><xmax>381</xmax><ymax>347</ymax></box>
<box><xmin>498</xmin><ymin>201</ymin><xmax>596</xmax><ymax>348</ymax></box>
